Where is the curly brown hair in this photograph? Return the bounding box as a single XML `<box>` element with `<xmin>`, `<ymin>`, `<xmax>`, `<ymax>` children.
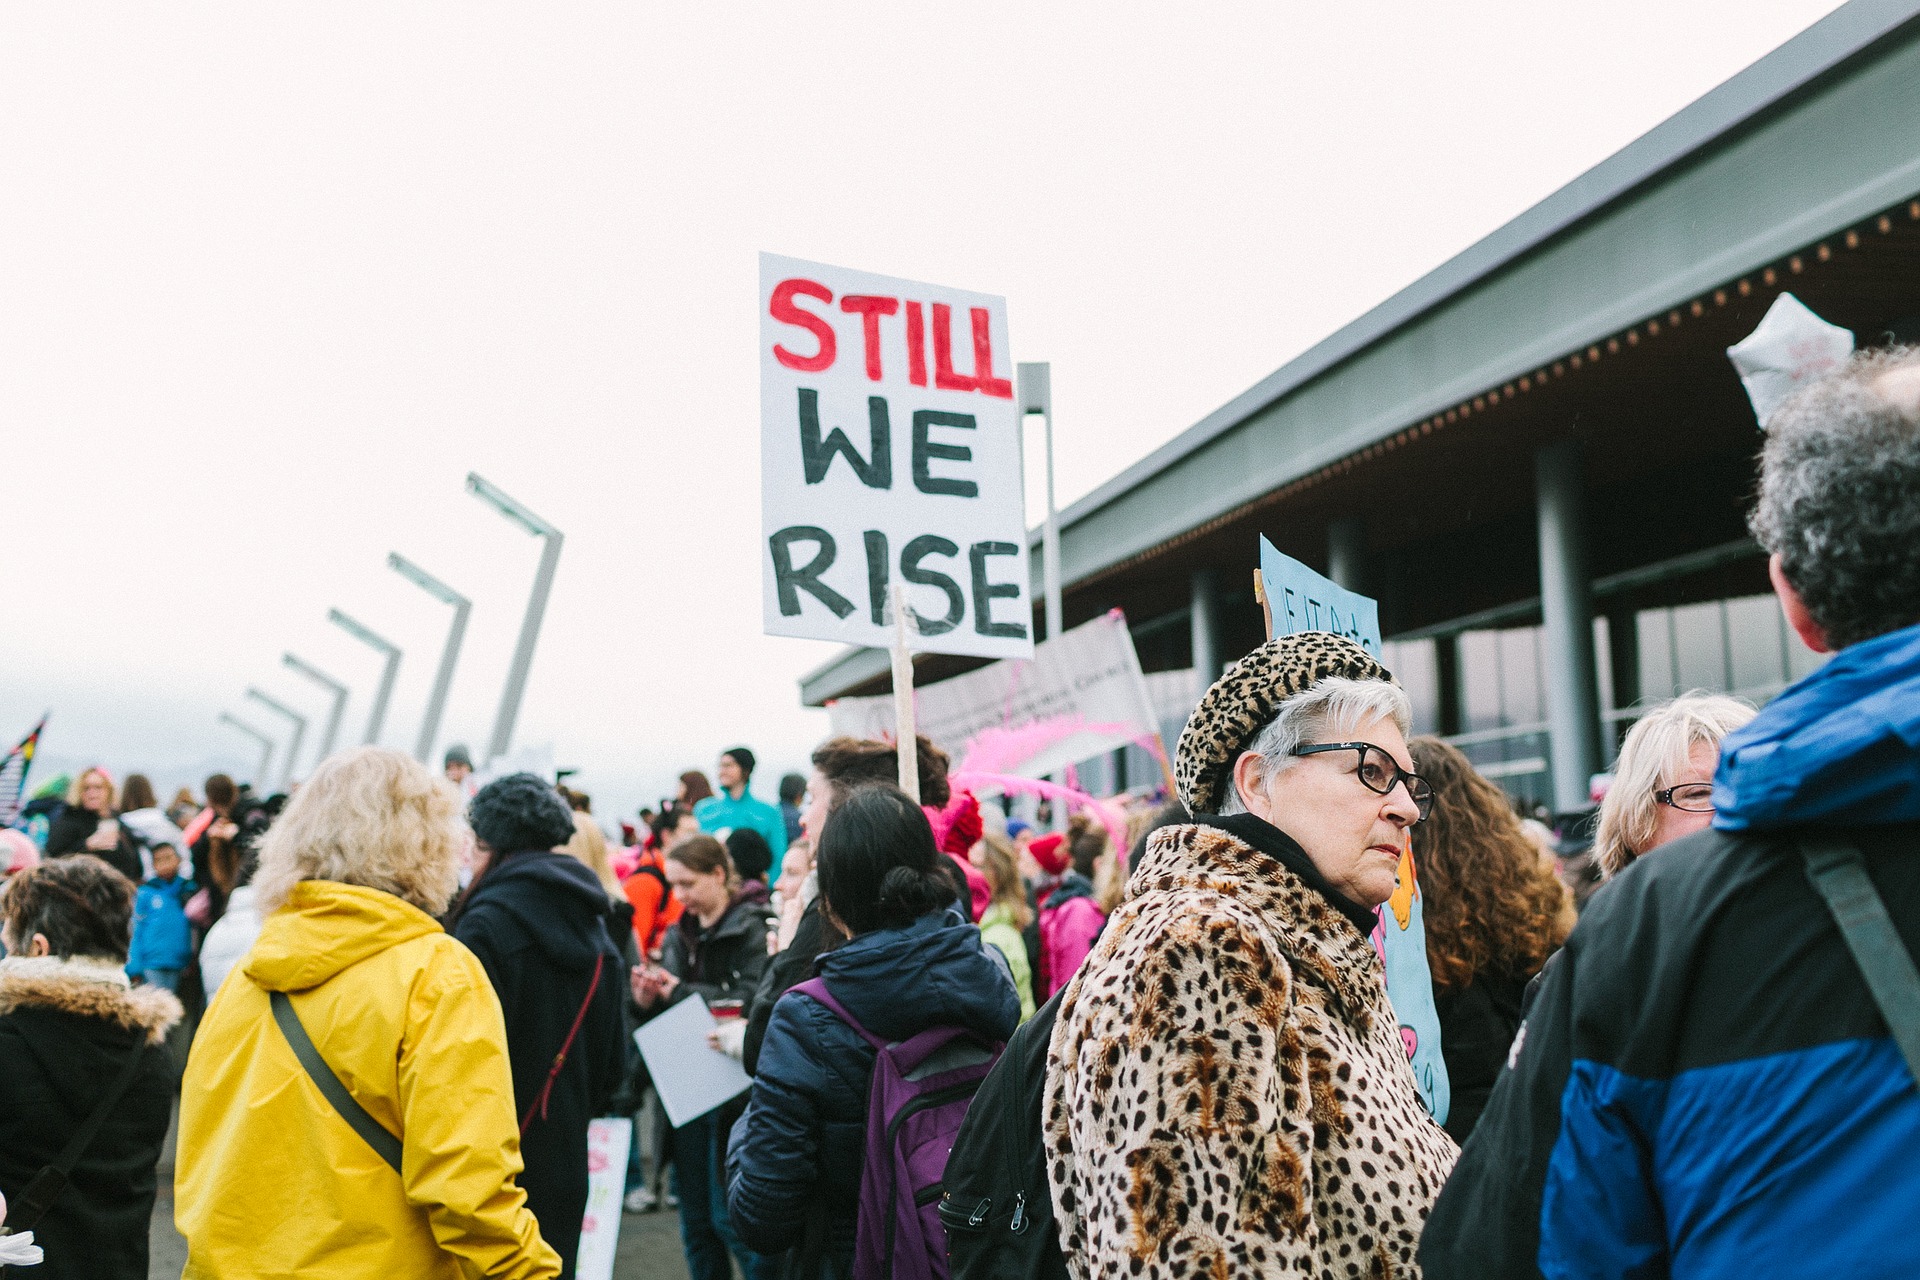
<box><xmin>1409</xmin><ymin>737</ymin><xmax>1575</xmax><ymax>990</ymax></box>
<box><xmin>2</xmin><ymin>854</ymin><xmax>136</xmax><ymax>961</ymax></box>
<box><xmin>809</xmin><ymin>734</ymin><xmax>951</xmax><ymax>809</ymax></box>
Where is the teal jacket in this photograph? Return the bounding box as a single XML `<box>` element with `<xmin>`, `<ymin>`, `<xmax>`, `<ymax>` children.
<box><xmin>694</xmin><ymin>788</ymin><xmax>790</xmax><ymax>877</ymax></box>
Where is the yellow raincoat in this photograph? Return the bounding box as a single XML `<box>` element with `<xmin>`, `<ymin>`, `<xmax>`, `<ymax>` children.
<box><xmin>176</xmin><ymin>880</ymin><xmax>562</xmax><ymax>1279</ymax></box>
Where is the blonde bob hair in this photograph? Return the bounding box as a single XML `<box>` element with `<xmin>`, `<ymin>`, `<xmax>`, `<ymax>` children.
<box><xmin>254</xmin><ymin>746</ymin><xmax>465</xmax><ymax>916</ymax></box>
<box><xmin>1594</xmin><ymin>693</ymin><xmax>1757</xmax><ymax>878</ymax></box>
<box><xmin>67</xmin><ymin>767</ymin><xmax>119</xmax><ymax>811</ymax></box>
<box><xmin>563</xmin><ymin>811</ymin><xmax>621</xmax><ymax>897</ymax></box>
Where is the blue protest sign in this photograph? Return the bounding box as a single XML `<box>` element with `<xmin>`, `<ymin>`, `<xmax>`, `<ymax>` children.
<box><xmin>1256</xmin><ymin>536</ymin><xmax>1381</xmax><ymax>656</ymax></box>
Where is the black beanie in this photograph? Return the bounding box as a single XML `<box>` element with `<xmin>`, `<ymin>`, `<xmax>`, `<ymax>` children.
<box><xmin>469</xmin><ymin>773</ymin><xmax>576</xmax><ymax>855</ymax></box>
<box><xmin>723</xmin><ymin>746</ymin><xmax>756</xmax><ymax>778</ymax></box>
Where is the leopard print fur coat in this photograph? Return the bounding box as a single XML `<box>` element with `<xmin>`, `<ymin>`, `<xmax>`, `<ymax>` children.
<box><xmin>1044</xmin><ymin>821</ymin><xmax>1458</xmax><ymax>1279</ymax></box>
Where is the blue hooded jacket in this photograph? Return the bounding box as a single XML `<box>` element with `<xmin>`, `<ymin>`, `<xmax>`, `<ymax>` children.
<box><xmin>726</xmin><ymin>908</ymin><xmax>1019</xmax><ymax>1275</ymax></box>
<box><xmin>1713</xmin><ymin>619</ymin><xmax>1920</xmax><ymax>830</ymax></box>
<box><xmin>127</xmin><ymin>874</ymin><xmax>195</xmax><ymax>974</ymax></box>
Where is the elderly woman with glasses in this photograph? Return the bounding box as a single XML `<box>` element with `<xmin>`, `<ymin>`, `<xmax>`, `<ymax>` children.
<box><xmin>1043</xmin><ymin>634</ymin><xmax>1456</xmax><ymax>1280</ymax></box>
<box><xmin>1593</xmin><ymin>693</ymin><xmax>1757</xmax><ymax>879</ymax></box>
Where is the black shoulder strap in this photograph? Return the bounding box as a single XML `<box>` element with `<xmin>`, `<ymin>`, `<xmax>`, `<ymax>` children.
<box><xmin>8</xmin><ymin>1033</ymin><xmax>150</xmax><ymax>1232</ymax></box>
<box><xmin>270</xmin><ymin>989</ymin><xmax>404</xmax><ymax>1174</ymax></box>
<box><xmin>1803</xmin><ymin>836</ymin><xmax>1920</xmax><ymax>1085</ymax></box>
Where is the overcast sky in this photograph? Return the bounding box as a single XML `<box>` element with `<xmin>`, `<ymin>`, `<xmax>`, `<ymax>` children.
<box><xmin>2</xmin><ymin>0</ymin><xmax>1845</xmax><ymax>818</ymax></box>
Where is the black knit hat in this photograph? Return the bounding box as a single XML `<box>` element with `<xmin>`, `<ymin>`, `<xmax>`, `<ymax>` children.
<box><xmin>722</xmin><ymin>746</ymin><xmax>756</xmax><ymax>778</ymax></box>
<box><xmin>469</xmin><ymin>773</ymin><xmax>576</xmax><ymax>855</ymax></box>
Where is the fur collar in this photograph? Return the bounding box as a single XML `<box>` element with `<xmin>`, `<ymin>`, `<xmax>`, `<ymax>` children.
<box><xmin>1129</xmin><ymin>821</ymin><xmax>1388</xmax><ymax>1024</ymax></box>
<box><xmin>0</xmin><ymin>956</ymin><xmax>183</xmax><ymax>1044</ymax></box>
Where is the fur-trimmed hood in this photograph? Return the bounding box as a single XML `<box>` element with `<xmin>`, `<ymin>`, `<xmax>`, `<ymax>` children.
<box><xmin>0</xmin><ymin>957</ymin><xmax>183</xmax><ymax>1045</ymax></box>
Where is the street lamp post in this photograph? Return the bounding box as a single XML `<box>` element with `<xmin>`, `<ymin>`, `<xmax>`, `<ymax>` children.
<box><xmin>467</xmin><ymin>473</ymin><xmax>564</xmax><ymax>764</ymax></box>
<box><xmin>245</xmin><ymin>688</ymin><xmax>307</xmax><ymax>791</ymax></box>
<box><xmin>1017</xmin><ymin>363</ymin><xmax>1062</xmax><ymax>642</ymax></box>
<box><xmin>328</xmin><ymin>609</ymin><xmax>402</xmax><ymax>745</ymax></box>
<box><xmin>389</xmin><ymin>553</ymin><xmax>471</xmax><ymax>765</ymax></box>
<box><xmin>282</xmin><ymin>654</ymin><xmax>349</xmax><ymax>763</ymax></box>
<box><xmin>217</xmin><ymin>712</ymin><xmax>276</xmax><ymax>788</ymax></box>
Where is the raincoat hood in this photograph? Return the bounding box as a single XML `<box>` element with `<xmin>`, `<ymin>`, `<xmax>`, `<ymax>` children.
<box><xmin>1043</xmin><ymin>870</ymin><xmax>1096</xmax><ymax>912</ymax></box>
<box><xmin>1714</xmin><ymin>620</ymin><xmax>1920</xmax><ymax>831</ymax></box>
<box><xmin>459</xmin><ymin>850</ymin><xmax>611</xmax><ymax>970</ymax></box>
<box><xmin>244</xmin><ymin>880</ymin><xmax>444</xmax><ymax>993</ymax></box>
<box><xmin>818</xmin><ymin>907</ymin><xmax>1018</xmax><ymax>1045</ymax></box>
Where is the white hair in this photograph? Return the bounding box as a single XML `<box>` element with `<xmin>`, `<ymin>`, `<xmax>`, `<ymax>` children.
<box><xmin>1220</xmin><ymin>676</ymin><xmax>1413</xmax><ymax>815</ymax></box>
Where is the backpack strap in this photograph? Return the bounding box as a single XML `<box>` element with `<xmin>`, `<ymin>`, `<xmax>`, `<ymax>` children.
<box><xmin>270</xmin><ymin>989</ymin><xmax>404</xmax><ymax>1174</ymax></box>
<box><xmin>6</xmin><ymin>1033</ymin><xmax>150</xmax><ymax>1232</ymax></box>
<box><xmin>790</xmin><ymin>977</ymin><xmax>886</xmax><ymax>1051</ymax></box>
<box><xmin>521</xmin><ymin>952</ymin><xmax>607</xmax><ymax>1134</ymax></box>
<box><xmin>1803</xmin><ymin>836</ymin><xmax>1920</xmax><ymax>1085</ymax></box>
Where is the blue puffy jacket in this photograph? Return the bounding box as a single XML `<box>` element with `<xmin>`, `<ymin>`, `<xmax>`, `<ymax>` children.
<box><xmin>1422</xmin><ymin>620</ymin><xmax>1920</xmax><ymax>1279</ymax></box>
<box><xmin>726</xmin><ymin>908</ymin><xmax>1019</xmax><ymax>1276</ymax></box>
<box><xmin>126</xmin><ymin>875</ymin><xmax>194</xmax><ymax>974</ymax></box>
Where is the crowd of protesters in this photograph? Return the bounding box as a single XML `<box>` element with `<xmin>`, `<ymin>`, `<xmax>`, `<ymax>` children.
<box><xmin>0</xmin><ymin>348</ymin><xmax>1914</xmax><ymax>1278</ymax></box>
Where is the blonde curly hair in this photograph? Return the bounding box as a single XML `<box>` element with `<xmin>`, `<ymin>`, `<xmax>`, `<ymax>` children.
<box><xmin>254</xmin><ymin>747</ymin><xmax>465</xmax><ymax>916</ymax></box>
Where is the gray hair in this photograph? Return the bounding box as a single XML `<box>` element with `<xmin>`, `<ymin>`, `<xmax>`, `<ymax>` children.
<box><xmin>1750</xmin><ymin>347</ymin><xmax>1920</xmax><ymax>649</ymax></box>
<box><xmin>1220</xmin><ymin>676</ymin><xmax>1413</xmax><ymax>815</ymax></box>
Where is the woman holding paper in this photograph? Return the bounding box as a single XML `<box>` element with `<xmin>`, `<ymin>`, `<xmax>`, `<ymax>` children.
<box><xmin>632</xmin><ymin>834</ymin><xmax>772</xmax><ymax>1280</ymax></box>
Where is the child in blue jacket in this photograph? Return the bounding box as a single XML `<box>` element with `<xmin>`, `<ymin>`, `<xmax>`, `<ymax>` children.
<box><xmin>127</xmin><ymin>843</ymin><xmax>195</xmax><ymax>991</ymax></box>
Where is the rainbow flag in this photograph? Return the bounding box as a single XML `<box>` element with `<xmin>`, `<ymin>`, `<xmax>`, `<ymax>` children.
<box><xmin>0</xmin><ymin>717</ymin><xmax>46</xmax><ymax>827</ymax></box>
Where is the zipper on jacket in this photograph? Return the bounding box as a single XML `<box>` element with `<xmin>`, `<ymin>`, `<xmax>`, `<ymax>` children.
<box><xmin>1009</xmin><ymin>1191</ymin><xmax>1027</xmax><ymax>1233</ymax></box>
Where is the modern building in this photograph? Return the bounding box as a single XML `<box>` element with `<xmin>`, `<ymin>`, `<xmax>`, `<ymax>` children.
<box><xmin>801</xmin><ymin>0</ymin><xmax>1920</xmax><ymax>814</ymax></box>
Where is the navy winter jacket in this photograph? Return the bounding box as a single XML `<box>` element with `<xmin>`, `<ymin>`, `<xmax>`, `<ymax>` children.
<box><xmin>454</xmin><ymin>850</ymin><xmax>628</xmax><ymax>1279</ymax></box>
<box><xmin>726</xmin><ymin>908</ymin><xmax>1020</xmax><ymax>1275</ymax></box>
<box><xmin>1421</xmin><ymin>620</ymin><xmax>1920</xmax><ymax>1279</ymax></box>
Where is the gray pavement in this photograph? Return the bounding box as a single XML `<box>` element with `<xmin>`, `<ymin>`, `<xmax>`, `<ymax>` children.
<box><xmin>149</xmin><ymin>1105</ymin><xmax>695</xmax><ymax>1280</ymax></box>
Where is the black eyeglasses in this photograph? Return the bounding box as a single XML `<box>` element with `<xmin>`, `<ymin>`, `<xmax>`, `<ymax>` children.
<box><xmin>1292</xmin><ymin>742</ymin><xmax>1434</xmax><ymax>821</ymax></box>
<box><xmin>1655</xmin><ymin>782</ymin><xmax>1715</xmax><ymax>813</ymax></box>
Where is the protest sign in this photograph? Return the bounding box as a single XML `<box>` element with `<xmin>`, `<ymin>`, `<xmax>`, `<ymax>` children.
<box><xmin>632</xmin><ymin>995</ymin><xmax>753</xmax><ymax>1128</ymax></box>
<box><xmin>760</xmin><ymin>253</ymin><xmax>1034</xmax><ymax>661</ymax></box>
<box><xmin>574</xmin><ymin>1118</ymin><xmax>631</xmax><ymax>1280</ymax></box>
<box><xmin>1255</xmin><ymin>534</ymin><xmax>1446</xmax><ymax>1122</ymax></box>
<box><xmin>826</xmin><ymin>610</ymin><xmax>1161</xmax><ymax>780</ymax></box>
<box><xmin>1255</xmin><ymin>535</ymin><xmax>1381</xmax><ymax>656</ymax></box>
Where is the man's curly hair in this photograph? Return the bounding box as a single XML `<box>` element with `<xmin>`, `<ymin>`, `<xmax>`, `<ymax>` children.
<box><xmin>1409</xmin><ymin>737</ymin><xmax>1575</xmax><ymax>990</ymax></box>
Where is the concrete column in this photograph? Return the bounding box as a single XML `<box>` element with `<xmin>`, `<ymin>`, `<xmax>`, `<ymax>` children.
<box><xmin>1536</xmin><ymin>441</ymin><xmax>1603</xmax><ymax>812</ymax></box>
<box><xmin>1191</xmin><ymin>567</ymin><xmax>1222</xmax><ymax>685</ymax></box>
<box><xmin>1327</xmin><ymin>516</ymin><xmax>1368</xmax><ymax>593</ymax></box>
<box><xmin>1434</xmin><ymin>633</ymin><xmax>1463</xmax><ymax>737</ymax></box>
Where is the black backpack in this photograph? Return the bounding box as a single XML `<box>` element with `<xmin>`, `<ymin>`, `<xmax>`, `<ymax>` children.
<box><xmin>938</xmin><ymin>988</ymin><xmax>1069</xmax><ymax>1280</ymax></box>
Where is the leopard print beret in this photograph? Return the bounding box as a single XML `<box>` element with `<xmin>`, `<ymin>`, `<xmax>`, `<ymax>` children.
<box><xmin>1175</xmin><ymin>632</ymin><xmax>1393</xmax><ymax>814</ymax></box>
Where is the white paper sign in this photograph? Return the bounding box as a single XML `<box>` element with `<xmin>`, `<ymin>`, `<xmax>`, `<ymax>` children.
<box><xmin>573</xmin><ymin>1117</ymin><xmax>631</xmax><ymax>1280</ymax></box>
<box><xmin>1726</xmin><ymin>292</ymin><xmax>1853</xmax><ymax>428</ymax></box>
<box><xmin>825</xmin><ymin>610</ymin><xmax>1158</xmax><ymax>776</ymax></box>
<box><xmin>760</xmin><ymin>253</ymin><xmax>1034</xmax><ymax>659</ymax></box>
<box><xmin>632</xmin><ymin>995</ymin><xmax>753</xmax><ymax>1129</ymax></box>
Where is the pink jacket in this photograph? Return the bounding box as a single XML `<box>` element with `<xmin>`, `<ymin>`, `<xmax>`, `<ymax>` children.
<box><xmin>1038</xmin><ymin>875</ymin><xmax>1107</xmax><ymax>998</ymax></box>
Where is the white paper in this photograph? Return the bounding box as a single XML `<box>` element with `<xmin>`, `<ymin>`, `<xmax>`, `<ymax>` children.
<box><xmin>760</xmin><ymin>252</ymin><xmax>1034</xmax><ymax>660</ymax></box>
<box><xmin>573</xmin><ymin>1117</ymin><xmax>631</xmax><ymax>1280</ymax></box>
<box><xmin>632</xmin><ymin>995</ymin><xmax>753</xmax><ymax>1129</ymax></box>
<box><xmin>1725</xmin><ymin>292</ymin><xmax>1853</xmax><ymax>428</ymax></box>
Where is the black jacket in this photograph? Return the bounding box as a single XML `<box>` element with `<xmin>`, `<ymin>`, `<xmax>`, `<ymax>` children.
<box><xmin>744</xmin><ymin>901</ymin><xmax>830</xmax><ymax>1077</ymax></box>
<box><xmin>1431</xmin><ymin>969</ymin><xmax>1528</xmax><ymax>1144</ymax></box>
<box><xmin>657</xmin><ymin>892</ymin><xmax>774</xmax><ymax>1010</ymax></box>
<box><xmin>0</xmin><ymin>962</ymin><xmax>182</xmax><ymax>1280</ymax></box>
<box><xmin>454</xmin><ymin>852</ymin><xmax>628</xmax><ymax>1279</ymax></box>
<box><xmin>726</xmin><ymin>909</ymin><xmax>1019</xmax><ymax>1276</ymax></box>
<box><xmin>43</xmin><ymin>808</ymin><xmax>144</xmax><ymax>884</ymax></box>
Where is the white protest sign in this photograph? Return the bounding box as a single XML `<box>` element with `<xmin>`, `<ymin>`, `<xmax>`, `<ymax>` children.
<box><xmin>573</xmin><ymin>1118</ymin><xmax>631</xmax><ymax>1280</ymax></box>
<box><xmin>760</xmin><ymin>253</ymin><xmax>1034</xmax><ymax>660</ymax></box>
<box><xmin>826</xmin><ymin>610</ymin><xmax>1159</xmax><ymax>778</ymax></box>
<box><xmin>632</xmin><ymin>995</ymin><xmax>753</xmax><ymax>1128</ymax></box>
<box><xmin>1725</xmin><ymin>292</ymin><xmax>1853</xmax><ymax>428</ymax></box>
<box><xmin>1257</xmin><ymin>535</ymin><xmax>1382</xmax><ymax>656</ymax></box>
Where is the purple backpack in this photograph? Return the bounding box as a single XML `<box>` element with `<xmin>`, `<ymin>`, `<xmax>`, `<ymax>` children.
<box><xmin>792</xmin><ymin>977</ymin><xmax>1004</xmax><ymax>1280</ymax></box>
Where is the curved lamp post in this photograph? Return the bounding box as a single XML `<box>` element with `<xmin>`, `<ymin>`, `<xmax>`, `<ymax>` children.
<box><xmin>244</xmin><ymin>688</ymin><xmax>307</xmax><ymax>791</ymax></box>
<box><xmin>283</xmin><ymin>653</ymin><xmax>349</xmax><ymax>764</ymax></box>
<box><xmin>389</xmin><ymin>553</ymin><xmax>471</xmax><ymax>765</ymax></box>
<box><xmin>467</xmin><ymin>473</ymin><xmax>563</xmax><ymax>764</ymax></box>
<box><xmin>328</xmin><ymin>609</ymin><xmax>402</xmax><ymax>745</ymax></box>
<box><xmin>217</xmin><ymin>712</ymin><xmax>275</xmax><ymax>788</ymax></box>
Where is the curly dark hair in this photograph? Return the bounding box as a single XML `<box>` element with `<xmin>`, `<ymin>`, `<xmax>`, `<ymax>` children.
<box><xmin>2</xmin><ymin>855</ymin><xmax>136</xmax><ymax>961</ymax></box>
<box><xmin>810</xmin><ymin>734</ymin><xmax>951</xmax><ymax>809</ymax></box>
<box><xmin>1409</xmin><ymin>737</ymin><xmax>1574</xmax><ymax>990</ymax></box>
